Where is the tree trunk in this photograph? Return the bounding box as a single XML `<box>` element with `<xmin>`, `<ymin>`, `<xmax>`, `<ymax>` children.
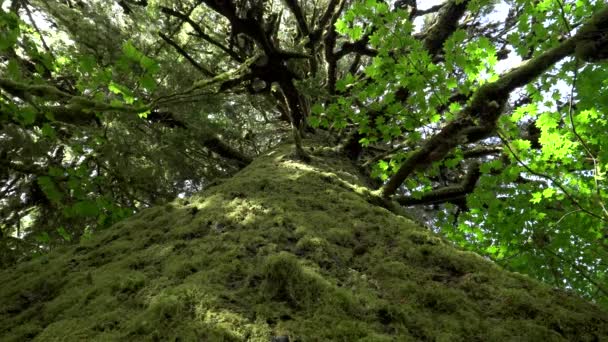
<box><xmin>1</xmin><ymin>138</ymin><xmax>607</xmax><ymax>341</ymax></box>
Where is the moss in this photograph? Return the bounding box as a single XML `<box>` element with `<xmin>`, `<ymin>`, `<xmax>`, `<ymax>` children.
<box><xmin>4</xmin><ymin>322</ymin><xmax>42</xmax><ymax>342</ymax></box>
<box><xmin>260</xmin><ymin>252</ymin><xmax>328</xmax><ymax>309</ymax></box>
<box><xmin>0</xmin><ymin>141</ymin><xmax>607</xmax><ymax>341</ymax></box>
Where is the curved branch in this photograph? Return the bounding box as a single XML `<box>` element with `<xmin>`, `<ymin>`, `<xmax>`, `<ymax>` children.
<box><xmin>395</xmin><ymin>162</ymin><xmax>481</xmax><ymax>207</ymax></box>
<box><xmin>380</xmin><ymin>5</ymin><xmax>608</xmax><ymax>198</ymax></box>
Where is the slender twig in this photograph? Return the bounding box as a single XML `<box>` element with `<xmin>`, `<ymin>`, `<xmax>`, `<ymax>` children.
<box><xmin>24</xmin><ymin>4</ymin><xmax>54</xmax><ymax>59</ymax></box>
<box><xmin>544</xmin><ymin>247</ymin><xmax>608</xmax><ymax>297</ymax></box>
<box><xmin>556</xmin><ymin>0</ymin><xmax>573</xmax><ymax>34</ymax></box>
<box><xmin>554</xmin><ymin>209</ymin><xmax>582</xmax><ymax>226</ymax></box>
<box><xmin>566</xmin><ymin>58</ymin><xmax>608</xmax><ymax>219</ymax></box>
<box><xmin>363</xmin><ymin>142</ymin><xmax>410</xmax><ymax>167</ymax></box>
<box><xmin>158</xmin><ymin>32</ymin><xmax>214</xmax><ymax>77</ymax></box>
<box><xmin>498</xmin><ymin>131</ymin><xmax>605</xmax><ymax>221</ymax></box>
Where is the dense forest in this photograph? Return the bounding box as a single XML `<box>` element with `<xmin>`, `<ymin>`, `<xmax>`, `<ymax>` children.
<box><xmin>1</xmin><ymin>0</ymin><xmax>608</xmax><ymax>340</ymax></box>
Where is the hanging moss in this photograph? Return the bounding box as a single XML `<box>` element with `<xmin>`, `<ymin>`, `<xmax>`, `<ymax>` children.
<box><xmin>0</xmin><ymin>141</ymin><xmax>607</xmax><ymax>341</ymax></box>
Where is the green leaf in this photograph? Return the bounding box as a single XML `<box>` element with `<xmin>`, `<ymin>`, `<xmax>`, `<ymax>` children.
<box><xmin>140</xmin><ymin>56</ymin><xmax>160</xmax><ymax>74</ymax></box>
<box><xmin>41</xmin><ymin>123</ymin><xmax>56</xmax><ymax>138</ymax></box>
<box><xmin>78</xmin><ymin>55</ymin><xmax>96</xmax><ymax>73</ymax></box>
<box><xmin>36</xmin><ymin>232</ymin><xmax>50</xmax><ymax>244</ymax></box>
<box><xmin>37</xmin><ymin>176</ymin><xmax>63</xmax><ymax>204</ymax></box>
<box><xmin>0</xmin><ymin>12</ymin><xmax>20</xmax><ymax>51</ymax></box>
<box><xmin>139</xmin><ymin>74</ymin><xmax>157</xmax><ymax>92</ymax></box>
<box><xmin>108</xmin><ymin>81</ymin><xmax>135</xmax><ymax>104</ymax></box>
<box><xmin>335</xmin><ymin>19</ymin><xmax>348</xmax><ymax>34</ymax></box>
<box><xmin>57</xmin><ymin>227</ymin><xmax>72</xmax><ymax>242</ymax></box>
<box><xmin>311</xmin><ymin>103</ymin><xmax>324</xmax><ymax>115</ymax></box>
<box><xmin>19</xmin><ymin>107</ymin><xmax>36</xmax><ymax>125</ymax></box>
<box><xmin>378</xmin><ymin>160</ymin><xmax>389</xmax><ymax>171</ymax></box>
<box><xmin>72</xmin><ymin>200</ymin><xmax>100</xmax><ymax>217</ymax></box>
<box><xmin>542</xmin><ymin>187</ymin><xmax>556</xmax><ymax>199</ymax></box>
<box><xmin>122</xmin><ymin>41</ymin><xmax>142</xmax><ymax>60</ymax></box>
<box><xmin>530</xmin><ymin>192</ymin><xmax>543</xmax><ymax>204</ymax></box>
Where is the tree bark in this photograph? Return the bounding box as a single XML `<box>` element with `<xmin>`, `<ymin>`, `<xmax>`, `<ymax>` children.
<box><xmin>0</xmin><ymin>138</ymin><xmax>606</xmax><ymax>341</ymax></box>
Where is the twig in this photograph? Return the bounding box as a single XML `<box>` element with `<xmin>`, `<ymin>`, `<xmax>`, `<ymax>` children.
<box><xmin>566</xmin><ymin>58</ymin><xmax>608</xmax><ymax>219</ymax></box>
<box><xmin>498</xmin><ymin>130</ymin><xmax>605</xmax><ymax>222</ymax></box>
<box><xmin>24</xmin><ymin>4</ymin><xmax>54</xmax><ymax>59</ymax></box>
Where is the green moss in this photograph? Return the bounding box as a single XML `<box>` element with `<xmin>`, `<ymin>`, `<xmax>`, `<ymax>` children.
<box><xmin>260</xmin><ymin>251</ymin><xmax>328</xmax><ymax>309</ymax></box>
<box><xmin>0</xmin><ymin>141</ymin><xmax>607</xmax><ymax>341</ymax></box>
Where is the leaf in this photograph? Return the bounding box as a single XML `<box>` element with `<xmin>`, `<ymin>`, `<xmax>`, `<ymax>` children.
<box><xmin>311</xmin><ymin>103</ymin><xmax>324</xmax><ymax>115</ymax></box>
<box><xmin>350</xmin><ymin>26</ymin><xmax>363</xmax><ymax>40</ymax></box>
<box><xmin>37</xmin><ymin>176</ymin><xmax>63</xmax><ymax>203</ymax></box>
<box><xmin>36</xmin><ymin>232</ymin><xmax>50</xmax><ymax>244</ymax></box>
<box><xmin>19</xmin><ymin>107</ymin><xmax>36</xmax><ymax>125</ymax></box>
<box><xmin>72</xmin><ymin>200</ymin><xmax>100</xmax><ymax>217</ymax></box>
<box><xmin>41</xmin><ymin>123</ymin><xmax>56</xmax><ymax>138</ymax></box>
<box><xmin>0</xmin><ymin>11</ymin><xmax>20</xmax><ymax>51</ymax></box>
<box><xmin>542</xmin><ymin>187</ymin><xmax>556</xmax><ymax>199</ymax></box>
<box><xmin>378</xmin><ymin>160</ymin><xmax>389</xmax><ymax>171</ymax></box>
<box><xmin>335</xmin><ymin>19</ymin><xmax>348</xmax><ymax>34</ymax></box>
<box><xmin>122</xmin><ymin>41</ymin><xmax>142</xmax><ymax>61</ymax></box>
<box><xmin>511</xmin><ymin>103</ymin><xmax>537</xmax><ymax>122</ymax></box>
<box><xmin>139</xmin><ymin>74</ymin><xmax>157</xmax><ymax>92</ymax></box>
<box><xmin>57</xmin><ymin>227</ymin><xmax>72</xmax><ymax>242</ymax></box>
<box><xmin>78</xmin><ymin>55</ymin><xmax>96</xmax><ymax>73</ymax></box>
<box><xmin>108</xmin><ymin>81</ymin><xmax>135</xmax><ymax>104</ymax></box>
<box><xmin>530</xmin><ymin>192</ymin><xmax>543</xmax><ymax>204</ymax></box>
<box><xmin>140</xmin><ymin>56</ymin><xmax>160</xmax><ymax>74</ymax></box>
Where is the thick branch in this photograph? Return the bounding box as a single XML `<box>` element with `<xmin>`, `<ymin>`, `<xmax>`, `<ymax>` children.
<box><xmin>202</xmin><ymin>134</ymin><xmax>252</xmax><ymax>166</ymax></box>
<box><xmin>381</xmin><ymin>6</ymin><xmax>608</xmax><ymax>198</ymax></box>
<box><xmin>335</xmin><ymin>36</ymin><xmax>378</xmax><ymax>59</ymax></box>
<box><xmin>0</xmin><ymin>77</ymin><xmax>147</xmax><ymax>125</ymax></box>
<box><xmin>422</xmin><ymin>0</ymin><xmax>470</xmax><ymax>58</ymax></box>
<box><xmin>395</xmin><ymin>162</ymin><xmax>481</xmax><ymax>206</ymax></box>
<box><xmin>200</xmin><ymin>0</ymin><xmax>274</xmax><ymax>55</ymax></box>
<box><xmin>310</xmin><ymin>0</ymin><xmax>342</xmax><ymax>45</ymax></box>
<box><xmin>414</xmin><ymin>4</ymin><xmax>444</xmax><ymax>17</ymax></box>
<box><xmin>282</xmin><ymin>0</ymin><xmax>310</xmax><ymax>37</ymax></box>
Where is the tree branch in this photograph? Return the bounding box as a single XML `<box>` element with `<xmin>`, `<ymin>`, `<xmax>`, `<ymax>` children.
<box><xmin>380</xmin><ymin>5</ymin><xmax>608</xmax><ymax>198</ymax></box>
<box><xmin>159</xmin><ymin>6</ymin><xmax>244</xmax><ymax>62</ymax></box>
<box><xmin>0</xmin><ymin>77</ymin><xmax>147</xmax><ymax>125</ymax></box>
<box><xmin>395</xmin><ymin>162</ymin><xmax>481</xmax><ymax>206</ymax></box>
<box><xmin>282</xmin><ymin>0</ymin><xmax>310</xmax><ymax>37</ymax></box>
<box><xmin>413</xmin><ymin>4</ymin><xmax>444</xmax><ymax>17</ymax></box>
<box><xmin>309</xmin><ymin>0</ymin><xmax>343</xmax><ymax>46</ymax></box>
<box><xmin>422</xmin><ymin>0</ymin><xmax>470</xmax><ymax>57</ymax></box>
<box><xmin>158</xmin><ymin>32</ymin><xmax>215</xmax><ymax>77</ymax></box>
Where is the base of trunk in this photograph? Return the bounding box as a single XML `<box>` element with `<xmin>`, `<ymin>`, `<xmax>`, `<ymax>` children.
<box><xmin>1</xmin><ymin>142</ymin><xmax>606</xmax><ymax>341</ymax></box>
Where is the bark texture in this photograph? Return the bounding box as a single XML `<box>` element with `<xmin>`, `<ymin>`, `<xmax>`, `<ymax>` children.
<box><xmin>1</xmin><ymin>138</ymin><xmax>607</xmax><ymax>341</ymax></box>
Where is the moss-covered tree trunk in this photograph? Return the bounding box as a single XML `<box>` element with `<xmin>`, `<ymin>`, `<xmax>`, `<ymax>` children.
<box><xmin>1</xmin><ymin>139</ymin><xmax>607</xmax><ymax>341</ymax></box>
